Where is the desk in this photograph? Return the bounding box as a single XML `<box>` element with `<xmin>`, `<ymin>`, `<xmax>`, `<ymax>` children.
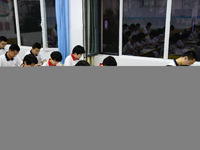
<box><xmin>138</xmin><ymin>47</ymin><xmax>161</xmax><ymax>56</ymax></box>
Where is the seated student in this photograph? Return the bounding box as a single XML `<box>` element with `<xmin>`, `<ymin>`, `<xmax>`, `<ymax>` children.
<box><xmin>42</xmin><ymin>51</ymin><xmax>62</xmax><ymax>66</ymax></box>
<box><xmin>143</xmin><ymin>22</ymin><xmax>152</xmax><ymax>35</ymax></box>
<box><xmin>25</xmin><ymin>43</ymin><xmax>47</xmax><ymax>66</ymax></box>
<box><xmin>0</xmin><ymin>36</ymin><xmax>8</xmax><ymax>55</ymax></box>
<box><xmin>0</xmin><ymin>44</ymin><xmax>22</xmax><ymax>67</ymax></box>
<box><xmin>75</xmin><ymin>60</ymin><xmax>90</xmax><ymax>66</ymax></box>
<box><xmin>99</xmin><ymin>56</ymin><xmax>117</xmax><ymax>66</ymax></box>
<box><xmin>21</xmin><ymin>54</ymin><xmax>38</xmax><ymax>67</ymax></box>
<box><xmin>63</xmin><ymin>45</ymin><xmax>85</xmax><ymax>66</ymax></box>
<box><xmin>167</xmin><ymin>51</ymin><xmax>196</xmax><ymax>66</ymax></box>
<box><xmin>123</xmin><ymin>35</ymin><xmax>137</xmax><ymax>55</ymax></box>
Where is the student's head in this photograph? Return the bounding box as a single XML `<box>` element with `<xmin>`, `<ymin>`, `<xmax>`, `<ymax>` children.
<box><xmin>180</xmin><ymin>51</ymin><xmax>196</xmax><ymax>66</ymax></box>
<box><xmin>131</xmin><ymin>35</ymin><xmax>138</xmax><ymax>43</ymax></box>
<box><xmin>75</xmin><ymin>60</ymin><xmax>90</xmax><ymax>66</ymax></box>
<box><xmin>102</xmin><ymin>56</ymin><xmax>117</xmax><ymax>66</ymax></box>
<box><xmin>0</xmin><ymin>36</ymin><xmax>8</xmax><ymax>49</ymax></box>
<box><xmin>32</xmin><ymin>43</ymin><xmax>42</xmax><ymax>56</ymax></box>
<box><xmin>49</xmin><ymin>51</ymin><xmax>63</xmax><ymax>66</ymax></box>
<box><xmin>72</xmin><ymin>45</ymin><xmax>85</xmax><ymax>60</ymax></box>
<box><xmin>123</xmin><ymin>24</ymin><xmax>129</xmax><ymax>30</ymax></box>
<box><xmin>136</xmin><ymin>23</ymin><xmax>140</xmax><ymax>30</ymax></box>
<box><xmin>8</xmin><ymin>44</ymin><xmax>20</xmax><ymax>58</ymax></box>
<box><xmin>146</xmin><ymin>22</ymin><xmax>152</xmax><ymax>29</ymax></box>
<box><xmin>23</xmin><ymin>54</ymin><xmax>38</xmax><ymax>67</ymax></box>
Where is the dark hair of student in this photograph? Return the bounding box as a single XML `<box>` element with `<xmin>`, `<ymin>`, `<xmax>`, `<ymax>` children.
<box><xmin>23</xmin><ymin>54</ymin><xmax>38</xmax><ymax>65</ymax></box>
<box><xmin>182</xmin><ymin>51</ymin><xmax>197</xmax><ymax>60</ymax></box>
<box><xmin>51</xmin><ymin>51</ymin><xmax>62</xmax><ymax>62</ymax></box>
<box><xmin>103</xmin><ymin>56</ymin><xmax>117</xmax><ymax>66</ymax></box>
<box><xmin>9</xmin><ymin>44</ymin><xmax>20</xmax><ymax>52</ymax></box>
<box><xmin>32</xmin><ymin>43</ymin><xmax>42</xmax><ymax>49</ymax></box>
<box><xmin>75</xmin><ymin>60</ymin><xmax>90</xmax><ymax>66</ymax></box>
<box><xmin>72</xmin><ymin>45</ymin><xmax>85</xmax><ymax>54</ymax></box>
<box><xmin>0</xmin><ymin>36</ymin><xmax>8</xmax><ymax>42</ymax></box>
<box><xmin>147</xmin><ymin>22</ymin><xmax>152</xmax><ymax>27</ymax></box>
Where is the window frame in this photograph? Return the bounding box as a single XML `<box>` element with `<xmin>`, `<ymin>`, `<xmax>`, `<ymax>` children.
<box><xmin>85</xmin><ymin>0</ymin><xmax>174</xmax><ymax>60</ymax></box>
<box><xmin>13</xmin><ymin>0</ymin><xmax>57</xmax><ymax>51</ymax></box>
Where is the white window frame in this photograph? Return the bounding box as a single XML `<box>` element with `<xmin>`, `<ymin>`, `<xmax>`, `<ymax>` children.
<box><xmin>13</xmin><ymin>0</ymin><xmax>57</xmax><ymax>51</ymax></box>
<box><xmin>118</xmin><ymin>0</ymin><xmax>173</xmax><ymax>59</ymax></box>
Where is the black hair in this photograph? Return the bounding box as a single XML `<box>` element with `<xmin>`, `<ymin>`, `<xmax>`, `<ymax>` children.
<box><xmin>75</xmin><ymin>60</ymin><xmax>90</xmax><ymax>66</ymax></box>
<box><xmin>0</xmin><ymin>36</ymin><xmax>8</xmax><ymax>42</ymax></box>
<box><xmin>51</xmin><ymin>51</ymin><xmax>62</xmax><ymax>62</ymax></box>
<box><xmin>147</xmin><ymin>22</ymin><xmax>152</xmax><ymax>27</ymax></box>
<box><xmin>103</xmin><ymin>56</ymin><xmax>117</xmax><ymax>66</ymax></box>
<box><xmin>9</xmin><ymin>44</ymin><xmax>20</xmax><ymax>52</ymax></box>
<box><xmin>182</xmin><ymin>51</ymin><xmax>197</xmax><ymax>60</ymax></box>
<box><xmin>32</xmin><ymin>43</ymin><xmax>41</xmax><ymax>49</ymax></box>
<box><xmin>23</xmin><ymin>54</ymin><xmax>38</xmax><ymax>65</ymax></box>
<box><xmin>72</xmin><ymin>45</ymin><xmax>85</xmax><ymax>54</ymax></box>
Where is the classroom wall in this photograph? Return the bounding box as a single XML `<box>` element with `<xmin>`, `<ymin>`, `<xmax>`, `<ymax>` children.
<box><xmin>68</xmin><ymin>0</ymin><xmax>84</xmax><ymax>52</ymax></box>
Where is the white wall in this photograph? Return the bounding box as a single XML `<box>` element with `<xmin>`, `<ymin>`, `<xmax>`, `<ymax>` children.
<box><xmin>68</xmin><ymin>0</ymin><xmax>84</xmax><ymax>52</ymax></box>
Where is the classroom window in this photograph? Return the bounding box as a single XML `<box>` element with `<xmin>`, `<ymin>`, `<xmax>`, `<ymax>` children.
<box><xmin>18</xmin><ymin>0</ymin><xmax>42</xmax><ymax>46</ymax></box>
<box><xmin>169</xmin><ymin>0</ymin><xmax>200</xmax><ymax>61</ymax></box>
<box><xmin>0</xmin><ymin>0</ymin><xmax>17</xmax><ymax>44</ymax></box>
<box><xmin>102</xmin><ymin>0</ymin><xmax>119</xmax><ymax>54</ymax></box>
<box><xmin>123</xmin><ymin>0</ymin><xmax>167</xmax><ymax>58</ymax></box>
<box><xmin>46</xmin><ymin>0</ymin><xmax>57</xmax><ymax>48</ymax></box>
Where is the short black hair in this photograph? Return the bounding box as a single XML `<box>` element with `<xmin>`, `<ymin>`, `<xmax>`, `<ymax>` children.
<box><xmin>23</xmin><ymin>54</ymin><xmax>38</xmax><ymax>65</ymax></box>
<box><xmin>103</xmin><ymin>56</ymin><xmax>117</xmax><ymax>66</ymax></box>
<box><xmin>147</xmin><ymin>22</ymin><xmax>152</xmax><ymax>26</ymax></box>
<box><xmin>9</xmin><ymin>44</ymin><xmax>20</xmax><ymax>52</ymax></box>
<box><xmin>51</xmin><ymin>51</ymin><xmax>62</xmax><ymax>62</ymax></box>
<box><xmin>0</xmin><ymin>36</ymin><xmax>8</xmax><ymax>42</ymax></box>
<box><xmin>32</xmin><ymin>43</ymin><xmax>41</xmax><ymax>49</ymax></box>
<box><xmin>72</xmin><ymin>45</ymin><xmax>85</xmax><ymax>54</ymax></box>
<box><xmin>182</xmin><ymin>51</ymin><xmax>197</xmax><ymax>60</ymax></box>
<box><xmin>75</xmin><ymin>60</ymin><xmax>90</xmax><ymax>66</ymax></box>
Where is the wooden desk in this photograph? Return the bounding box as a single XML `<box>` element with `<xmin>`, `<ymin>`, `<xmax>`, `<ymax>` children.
<box><xmin>138</xmin><ymin>47</ymin><xmax>161</xmax><ymax>56</ymax></box>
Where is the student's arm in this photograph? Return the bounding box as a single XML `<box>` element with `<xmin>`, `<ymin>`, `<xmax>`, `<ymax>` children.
<box><xmin>63</xmin><ymin>57</ymin><xmax>72</xmax><ymax>66</ymax></box>
<box><xmin>38</xmin><ymin>59</ymin><xmax>47</xmax><ymax>66</ymax></box>
<box><xmin>17</xmin><ymin>57</ymin><xmax>23</xmax><ymax>67</ymax></box>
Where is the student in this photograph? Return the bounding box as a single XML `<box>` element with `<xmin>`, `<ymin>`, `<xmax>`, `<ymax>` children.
<box><xmin>63</xmin><ymin>45</ymin><xmax>85</xmax><ymax>66</ymax></box>
<box><xmin>167</xmin><ymin>51</ymin><xmax>196</xmax><ymax>66</ymax></box>
<box><xmin>25</xmin><ymin>43</ymin><xmax>47</xmax><ymax>66</ymax></box>
<box><xmin>0</xmin><ymin>44</ymin><xmax>22</xmax><ymax>67</ymax></box>
<box><xmin>42</xmin><ymin>51</ymin><xmax>63</xmax><ymax>66</ymax></box>
<box><xmin>123</xmin><ymin>35</ymin><xmax>137</xmax><ymax>55</ymax></box>
<box><xmin>143</xmin><ymin>22</ymin><xmax>152</xmax><ymax>34</ymax></box>
<box><xmin>21</xmin><ymin>54</ymin><xmax>38</xmax><ymax>67</ymax></box>
<box><xmin>75</xmin><ymin>60</ymin><xmax>90</xmax><ymax>66</ymax></box>
<box><xmin>99</xmin><ymin>56</ymin><xmax>117</xmax><ymax>66</ymax></box>
<box><xmin>0</xmin><ymin>36</ymin><xmax>8</xmax><ymax>55</ymax></box>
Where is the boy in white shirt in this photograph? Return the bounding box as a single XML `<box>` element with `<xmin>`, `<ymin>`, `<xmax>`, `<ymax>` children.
<box><xmin>0</xmin><ymin>44</ymin><xmax>22</xmax><ymax>67</ymax></box>
<box><xmin>0</xmin><ymin>36</ymin><xmax>8</xmax><ymax>56</ymax></box>
<box><xmin>167</xmin><ymin>51</ymin><xmax>196</xmax><ymax>66</ymax></box>
<box><xmin>42</xmin><ymin>51</ymin><xmax>62</xmax><ymax>66</ymax></box>
<box><xmin>21</xmin><ymin>54</ymin><xmax>38</xmax><ymax>67</ymax></box>
<box><xmin>25</xmin><ymin>43</ymin><xmax>47</xmax><ymax>66</ymax></box>
<box><xmin>64</xmin><ymin>45</ymin><xmax>85</xmax><ymax>66</ymax></box>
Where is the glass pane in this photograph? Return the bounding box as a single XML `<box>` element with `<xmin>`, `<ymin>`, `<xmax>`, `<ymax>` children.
<box><xmin>123</xmin><ymin>0</ymin><xmax>167</xmax><ymax>58</ymax></box>
<box><xmin>46</xmin><ymin>0</ymin><xmax>57</xmax><ymax>48</ymax></box>
<box><xmin>18</xmin><ymin>0</ymin><xmax>42</xmax><ymax>46</ymax></box>
<box><xmin>169</xmin><ymin>0</ymin><xmax>200</xmax><ymax>61</ymax></box>
<box><xmin>0</xmin><ymin>0</ymin><xmax>17</xmax><ymax>44</ymax></box>
<box><xmin>85</xmin><ymin>0</ymin><xmax>100</xmax><ymax>56</ymax></box>
<box><xmin>103</xmin><ymin>0</ymin><xmax>119</xmax><ymax>54</ymax></box>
